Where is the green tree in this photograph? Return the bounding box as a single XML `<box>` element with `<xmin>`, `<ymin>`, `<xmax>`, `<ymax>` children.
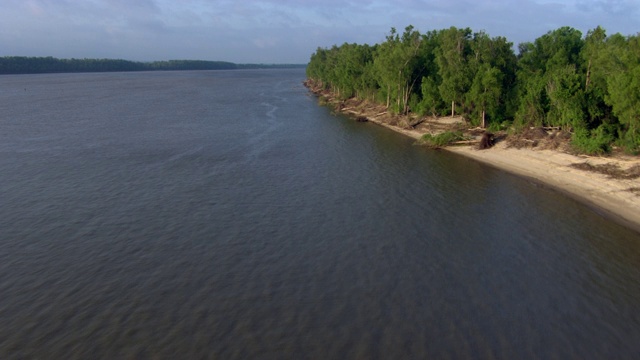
<box><xmin>416</xmin><ymin>30</ymin><xmax>444</xmax><ymax>116</ymax></box>
<box><xmin>465</xmin><ymin>31</ymin><xmax>517</xmax><ymax>126</ymax></box>
<box><xmin>467</xmin><ymin>64</ymin><xmax>503</xmax><ymax>127</ymax></box>
<box><xmin>304</xmin><ymin>24</ymin><xmax>639</xmax><ymax>153</ymax></box>
<box><xmin>515</xmin><ymin>27</ymin><xmax>585</xmax><ymax>128</ymax></box>
<box><xmin>436</xmin><ymin>27</ymin><xmax>472</xmax><ymax>117</ymax></box>
<box><xmin>581</xmin><ymin>26</ymin><xmax>616</xmax><ymax>128</ymax></box>
<box><xmin>545</xmin><ymin>65</ymin><xmax>585</xmax><ymax>129</ymax></box>
<box><xmin>418</xmin><ymin>75</ymin><xmax>444</xmax><ymax>116</ymax></box>
<box><xmin>374</xmin><ymin>26</ymin><xmax>425</xmax><ymax>114</ymax></box>
<box><xmin>604</xmin><ymin>34</ymin><xmax>640</xmax><ymax>151</ymax></box>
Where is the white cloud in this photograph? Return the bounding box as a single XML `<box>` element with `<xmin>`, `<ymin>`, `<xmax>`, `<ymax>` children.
<box><xmin>0</xmin><ymin>0</ymin><xmax>638</xmax><ymax>63</ymax></box>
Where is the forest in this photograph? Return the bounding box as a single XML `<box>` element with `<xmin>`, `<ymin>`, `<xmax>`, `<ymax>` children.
<box><xmin>306</xmin><ymin>26</ymin><xmax>640</xmax><ymax>154</ymax></box>
<box><xmin>0</xmin><ymin>56</ymin><xmax>305</xmax><ymax>75</ymax></box>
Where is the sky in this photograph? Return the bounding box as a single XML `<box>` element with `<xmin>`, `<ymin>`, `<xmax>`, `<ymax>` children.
<box><xmin>0</xmin><ymin>0</ymin><xmax>638</xmax><ymax>64</ymax></box>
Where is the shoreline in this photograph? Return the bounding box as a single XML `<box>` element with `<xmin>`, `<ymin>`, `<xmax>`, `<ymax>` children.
<box><xmin>306</xmin><ymin>81</ymin><xmax>640</xmax><ymax>234</ymax></box>
<box><xmin>446</xmin><ymin>145</ymin><xmax>640</xmax><ymax>234</ymax></box>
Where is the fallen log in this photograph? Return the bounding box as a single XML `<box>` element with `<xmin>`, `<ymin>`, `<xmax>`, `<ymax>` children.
<box><xmin>450</xmin><ymin>140</ymin><xmax>479</xmax><ymax>145</ymax></box>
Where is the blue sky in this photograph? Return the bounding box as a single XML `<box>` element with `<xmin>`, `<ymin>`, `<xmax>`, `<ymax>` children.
<box><xmin>0</xmin><ymin>0</ymin><xmax>638</xmax><ymax>63</ymax></box>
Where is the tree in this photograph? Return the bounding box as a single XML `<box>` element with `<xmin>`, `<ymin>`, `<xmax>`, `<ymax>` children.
<box><xmin>467</xmin><ymin>64</ymin><xmax>503</xmax><ymax>127</ymax></box>
<box><xmin>374</xmin><ymin>26</ymin><xmax>425</xmax><ymax>114</ymax></box>
<box><xmin>515</xmin><ymin>27</ymin><xmax>585</xmax><ymax>128</ymax></box>
<box><xmin>436</xmin><ymin>27</ymin><xmax>472</xmax><ymax>117</ymax></box>
<box><xmin>304</xmin><ymin>24</ymin><xmax>639</xmax><ymax>152</ymax></box>
<box><xmin>419</xmin><ymin>75</ymin><xmax>443</xmax><ymax>116</ymax></box>
<box><xmin>604</xmin><ymin>34</ymin><xmax>640</xmax><ymax>151</ymax></box>
<box><xmin>465</xmin><ymin>31</ymin><xmax>517</xmax><ymax>126</ymax></box>
<box><xmin>545</xmin><ymin>65</ymin><xmax>585</xmax><ymax>129</ymax></box>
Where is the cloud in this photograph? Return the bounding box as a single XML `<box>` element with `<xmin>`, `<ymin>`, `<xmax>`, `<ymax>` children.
<box><xmin>0</xmin><ymin>0</ymin><xmax>638</xmax><ymax>63</ymax></box>
<box><xmin>576</xmin><ymin>0</ymin><xmax>640</xmax><ymax>15</ymax></box>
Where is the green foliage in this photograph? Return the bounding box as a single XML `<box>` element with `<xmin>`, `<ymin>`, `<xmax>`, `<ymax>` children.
<box><xmin>436</xmin><ymin>27</ymin><xmax>473</xmax><ymax>116</ymax></box>
<box><xmin>616</xmin><ymin>128</ymin><xmax>640</xmax><ymax>154</ymax></box>
<box><xmin>606</xmin><ymin>63</ymin><xmax>640</xmax><ymax>127</ymax></box>
<box><xmin>571</xmin><ymin>126</ymin><xmax>614</xmax><ymax>155</ymax></box>
<box><xmin>545</xmin><ymin>65</ymin><xmax>585</xmax><ymax>129</ymax></box>
<box><xmin>417</xmin><ymin>76</ymin><xmax>444</xmax><ymax>116</ymax></box>
<box><xmin>421</xmin><ymin>131</ymin><xmax>465</xmax><ymax>147</ymax></box>
<box><xmin>514</xmin><ymin>73</ymin><xmax>548</xmax><ymax>127</ymax></box>
<box><xmin>515</xmin><ymin>27</ymin><xmax>586</xmax><ymax>129</ymax></box>
<box><xmin>467</xmin><ymin>64</ymin><xmax>503</xmax><ymax>126</ymax></box>
<box><xmin>373</xmin><ymin>26</ymin><xmax>426</xmax><ymax>114</ymax></box>
<box><xmin>487</xmin><ymin>120</ymin><xmax>510</xmax><ymax>133</ymax></box>
<box><xmin>306</xmin><ymin>24</ymin><xmax>640</xmax><ymax>153</ymax></box>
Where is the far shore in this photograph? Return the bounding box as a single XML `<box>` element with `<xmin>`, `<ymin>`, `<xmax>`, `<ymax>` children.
<box><xmin>305</xmin><ymin>81</ymin><xmax>640</xmax><ymax>234</ymax></box>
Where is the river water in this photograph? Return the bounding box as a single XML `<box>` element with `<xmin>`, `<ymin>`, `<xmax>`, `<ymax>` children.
<box><xmin>0</xmin><ymin>69</ymin><xmax>639</xmax><ymax>359</ymax></box>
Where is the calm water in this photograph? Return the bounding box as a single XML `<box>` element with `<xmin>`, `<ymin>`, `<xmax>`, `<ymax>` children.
<box><xmin>1</xmin><ymin>69</ymin><xmax>639</xmax><ymax>359</ymax></box>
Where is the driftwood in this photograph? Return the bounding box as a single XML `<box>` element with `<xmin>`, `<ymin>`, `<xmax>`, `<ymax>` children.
<box><xmin>451</xmin><ymin>140</ymin><xmax>479</xmax><ymax>145</ymax></box>
<box><xmin>409</xmin><ymin>118</ymin><xmax>426</xmax><ymax>128</ymax></box>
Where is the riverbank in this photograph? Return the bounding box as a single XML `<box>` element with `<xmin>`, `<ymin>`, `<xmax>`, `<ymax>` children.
<box><xmin>305</xmin><ymin>80</ymin><xmax>640</xmax><ymax>233</ymax></box>
<box><xmin>448</xmin><ymin>144</ymin><xmax>640</xmax><ymax>233</ymax></box>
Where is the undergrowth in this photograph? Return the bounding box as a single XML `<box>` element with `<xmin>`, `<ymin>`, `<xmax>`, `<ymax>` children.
<box><xmin>421</xmin><ymin>131</ymin><xmax>466</xmax><ymax>148</ymax></box>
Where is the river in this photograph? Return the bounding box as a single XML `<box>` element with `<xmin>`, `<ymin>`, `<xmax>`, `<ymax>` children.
<box><xmin>1</xmin><ymin>69</ymin><xmax>639</xmax><ymax>358</ymax></box>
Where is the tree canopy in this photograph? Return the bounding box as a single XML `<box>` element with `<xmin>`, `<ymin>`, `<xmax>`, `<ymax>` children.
<box><xmin>306</xmin><ymin>25</ymin><xmax>640</xmax><ymax>153</ymax></box>
<box><xmin>0</xmin><ymin>56</ymin><xmax>305</xmax><ymax>75</ymax></box>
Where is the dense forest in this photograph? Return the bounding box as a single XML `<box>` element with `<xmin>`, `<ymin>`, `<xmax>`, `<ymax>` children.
<box><xmin>0</xmin><ymin>56</ymin><xmax>305</xmax><ymax>75</ymax></box>
<box><xmin>306</xmin><ymin>26</ymin><xmax>640</xmax><ymax>154</ymax></box>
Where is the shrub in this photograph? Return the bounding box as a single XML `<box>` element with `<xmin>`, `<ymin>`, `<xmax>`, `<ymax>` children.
<box><xmin>421</xmin><ymin>131</ymin><xmax>465</xmax><ymax>147</ymax></box>
<box><xmin>487</xmin><ymin>120</ymin><xmax>510</xmax><ymax>133</ymax></box>
<box><xmin>571</xmin><ymin>126</ymin><xmax>613</xmax><ymax>155</ymax></box>
<box><xmin>616</xmin><ymin>128</ymin><xmax>640</xmax><ymax>155</ymax></box>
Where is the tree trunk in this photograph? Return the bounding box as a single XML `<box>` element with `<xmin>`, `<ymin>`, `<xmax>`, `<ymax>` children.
<box><xmin>585</xmin><ymin>59</ymin><xmax>592</xmax><ymax>91</ymax></box>
<box><xmin>481</xmin><ymin>108</ymin><xmax>486</xmax><ymax>128</ymax></box>
<box><xmin>451</xmin><ymin>100</ymin><xmax>455</xmax><ymax>117</ymax></box>
<box><xmin>403</xmin><ymin>76</ymin><xmax>419</xmax><ymax>115</ymax></box>
<box><xmin>403</xmin><ymin>88</ymin><xmax>410</xmax><ymax>115</ymax></box>
<box><xmin>386</xmin><ymin>85</ymin><xmax>390</xmax><ymax>109</ymax></box>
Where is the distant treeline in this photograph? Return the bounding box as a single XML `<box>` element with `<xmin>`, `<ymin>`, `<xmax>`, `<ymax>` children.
<box><xmin>306</xmin><ymin>25</ymin><xmax>640</xmax><ymax>154</ymax></box>
<box><xmin>0</xmin><ymin>56</ymin><xmax>305</xmax><ymax>75</ymax></box>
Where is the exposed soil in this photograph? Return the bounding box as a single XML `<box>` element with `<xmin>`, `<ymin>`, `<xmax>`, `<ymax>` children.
<box><xmin>569</xmin><ymin>162</ymin><xmax>640</xmax><ymax>180</ymax></box>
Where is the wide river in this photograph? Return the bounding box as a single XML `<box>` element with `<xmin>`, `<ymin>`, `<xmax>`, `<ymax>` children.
<box><xmin>1</xmin><ymin>69</ymin><xmax>639</xmax><ymax>359</ymax></box>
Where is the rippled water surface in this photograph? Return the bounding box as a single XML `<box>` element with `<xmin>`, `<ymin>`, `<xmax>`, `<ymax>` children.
<box><xmin>1</xmin><ymin>69</ymin><xmax>639</xmax><ymax>359</ymax></box>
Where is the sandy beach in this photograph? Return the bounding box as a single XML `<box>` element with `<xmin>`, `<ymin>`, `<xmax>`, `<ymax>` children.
<box><xmin>308</xmin><ymin>84</ymin><xmax>640</xmax><ymax>233</ymax></box>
